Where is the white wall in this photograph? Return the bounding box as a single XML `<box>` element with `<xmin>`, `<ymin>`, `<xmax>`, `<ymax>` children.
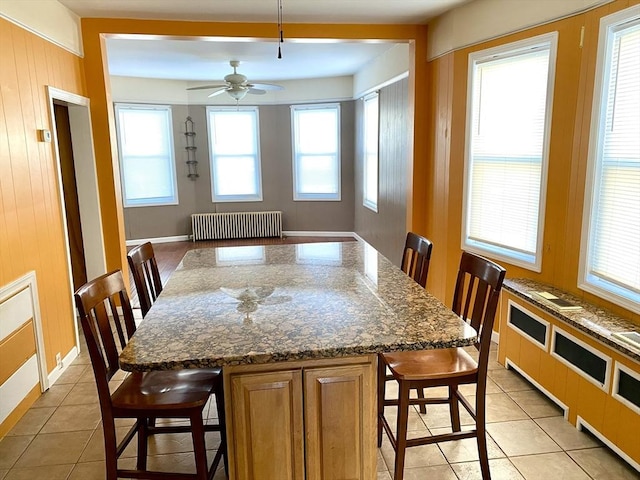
<box><xmin>0</xmin><ymin>0</ymin><xmax>82</xmax><ymax>55</ymax></box>
<box><xmin>353</xmin><ymin>43</ymin><xmax>410</xmax><ymax>98</ymax></box>
<box><xmin>427</xmin><ymin>0</ymin><xmax>614</xmax><ymax>59</ymax></box>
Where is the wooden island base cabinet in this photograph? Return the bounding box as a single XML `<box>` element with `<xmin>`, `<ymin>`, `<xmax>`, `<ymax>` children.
<box><xmin>223</xmin><ymin>355</ymin><xmax>377</xmax><ymax>480</ymax></box>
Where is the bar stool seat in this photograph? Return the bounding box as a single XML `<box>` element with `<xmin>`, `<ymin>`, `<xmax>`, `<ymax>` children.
<box><xmin>382</xmin><ymin>348</ymin><xmax>478</xmax><ymax>381</ymax></box>
<box><xmin>111</xmin><ymin>369</ymin><xmax>222</xmax><ymax>410</ymax></box>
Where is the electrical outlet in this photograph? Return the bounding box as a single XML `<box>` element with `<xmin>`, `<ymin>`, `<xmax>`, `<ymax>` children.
<box><xmin>56</xmin><ymin>352</ymin><xmax>63</xmax><ymax>369</ymax></box>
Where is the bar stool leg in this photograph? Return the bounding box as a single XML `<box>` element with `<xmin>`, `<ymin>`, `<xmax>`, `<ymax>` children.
<box><xmin>191</xmin><ymin>413</ymin><xmax>208</xmax><ymax>480</ymax></box>
<box><xmin>393</xmin><ymin>381</ymin><xmax>411</xmax><ymax>480</ymax></box>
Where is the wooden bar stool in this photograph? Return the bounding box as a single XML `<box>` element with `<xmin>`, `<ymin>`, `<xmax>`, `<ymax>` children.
<box><xmin>400</xmin><ymin>232</ymin><xmax>434</xmax><ymax>413</ymax></box>
<box><xmin>401</xmin><ymin>232</ymin><xmax>433</xmax><ymax>288</ymax></box>
<box><xmin>127</xmin><ymin>242</ymin><xmax>163</xmax><ymax>317</ymax></box>
<box><xmin>378</xmin><ymin>251</ymin><xmax>506</xmax><ymax>480</ymax></box>
<box><xmin>75</xmin><ymin>270</ymin><xmax>227</xmax><ymax>479</ymax></box>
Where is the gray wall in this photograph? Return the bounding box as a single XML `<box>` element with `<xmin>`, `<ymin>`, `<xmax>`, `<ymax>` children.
<box><xmin>354</xmin><ymin>77</ymin><xmax>409</xmax><ymax>266</ymax></box>
<box><xmin>123</xmin><ymin>101</ymin><xmax>355</xmax><ymax>239</ymax></box>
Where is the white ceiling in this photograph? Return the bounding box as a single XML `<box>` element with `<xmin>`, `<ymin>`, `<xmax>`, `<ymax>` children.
<box><xmin>59</xmin><ymin>0</ymin><xmax>473</xmax><ymax>83</ymax></box>
<box><xmin>105</xmin><ymin>38</ymin><xmax>398</xmax><ymax>83</ymax></box>
<box><xmin>58</xmin><ymin>0</ymin><xmax>471</xmax><ymax>24</ymax></box>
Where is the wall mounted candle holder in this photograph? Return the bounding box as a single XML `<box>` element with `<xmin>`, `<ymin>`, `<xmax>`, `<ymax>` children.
<box><xmin>184</xmin><ymin>116</ymin><xmax>199</xmax><ymax>180</ymax></box>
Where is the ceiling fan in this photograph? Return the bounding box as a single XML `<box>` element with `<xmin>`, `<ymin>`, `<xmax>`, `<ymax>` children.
<box><xmin>187</xmin><ymin>60</ymin><xmax>284</xmax><ymax>101</ymax></box>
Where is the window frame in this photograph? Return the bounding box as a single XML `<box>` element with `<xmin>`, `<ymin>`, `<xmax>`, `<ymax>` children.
<box><xmin>114</xmin><ymin>103</ymin><xmax>178</xmax><ymax>208</ymax></box>
<box><xmin>290</xmin><ymin>103</ymin><xmax>341</xmax><ymax>201</ymax></box>
<box><xmin>206</xmin><ymin>106</ymin><xmax>263</xmax><ymax>203</ymax></box>
<box><xmin>363</xmin><ymin>92</ymin><xmax>379</xmax><ymax>212</ymax></box>
<box><xmin>578</xmin><ymin>6</ymin><xmax>640</xmax><ymax>313</ymax></box>
<box><xmin>461</xmin><ymin>32</ymin><xmax>558</xmax><ymax>272</ymax></box>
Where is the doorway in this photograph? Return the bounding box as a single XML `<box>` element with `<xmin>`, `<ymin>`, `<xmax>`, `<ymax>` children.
<box><xmin>54</xmin><ymin>102</ymin><xmax>87</xmax><ymax>291</ymax></box>
<box><xmin>47</xmin><ymin>87</ymin><xmax>107</xmax><ymax>350</ymax></box>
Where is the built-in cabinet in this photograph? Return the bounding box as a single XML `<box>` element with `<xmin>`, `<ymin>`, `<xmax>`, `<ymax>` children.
<box><xmin>498</xmin><ymin>292</ymin><xmax>640</xmax><ymax>469</ymax></box>
<box><xmin>224</xmin><ymin>355</ymin><xmax>377</xmax><ymax>480</ymax></box>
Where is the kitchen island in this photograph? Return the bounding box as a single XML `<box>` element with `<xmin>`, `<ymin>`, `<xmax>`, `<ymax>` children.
<box><xmin>120</xmin><ymin>241</ymin><xmax>477</xmax><ymax>479</ymax></box>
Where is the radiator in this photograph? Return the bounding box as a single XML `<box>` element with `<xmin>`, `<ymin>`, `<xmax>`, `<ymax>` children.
<box><xmin>191</xmin><ymin>211</ymin><xmax>283</xmax><ymax>241</ymax></box>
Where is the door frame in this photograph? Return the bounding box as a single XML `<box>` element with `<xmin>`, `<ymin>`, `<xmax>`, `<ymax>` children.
<box><xmin>47</xmin><ymin>86</ymin><xmax>107</xmax><ymax>358</ymax></box>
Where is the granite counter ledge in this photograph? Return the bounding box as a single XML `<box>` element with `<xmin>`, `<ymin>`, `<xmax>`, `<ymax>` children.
<box><xmin>119</xmin><ymin>242</ymin><xmax>478</xmax><ymax>373</ymax></box>
<box><xmin>503</xmin><ymin>278</ymin><xmax>640</xmax><ymax>362</ymax></box>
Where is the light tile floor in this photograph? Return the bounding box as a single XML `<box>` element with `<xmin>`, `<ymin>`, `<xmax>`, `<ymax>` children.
<box><xmin>1</xmin><ymin>344</ymin><xmax>638</xmax><ymax>479</ymax></box>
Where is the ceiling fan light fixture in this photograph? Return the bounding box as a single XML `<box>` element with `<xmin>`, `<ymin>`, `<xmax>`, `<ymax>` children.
<box><xmin>227</xmin><ymin>86</ymin><xmax>248</xmax><ymax>101</ymax></box>
<box><xmin>187</xmin><ymin>60</ymin><xmax>283</xmax><ymax>102</ymax></box>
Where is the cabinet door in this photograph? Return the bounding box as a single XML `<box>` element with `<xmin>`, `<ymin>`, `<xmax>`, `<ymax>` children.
<box><xmin>304</xmin><ymin>362</ymin><xmax>376</xmax><ymax>480</ymax></box>
<box><xmin>229</xmin><ymin>369</ymin><xmax>304</xmax><ymax>480</ymax></box>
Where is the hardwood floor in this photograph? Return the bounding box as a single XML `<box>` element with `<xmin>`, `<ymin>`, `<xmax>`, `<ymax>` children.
<box><xmin>127</xmin><ymin>235</ymin><xmax>356</xmax><ymax>308</ymax></box>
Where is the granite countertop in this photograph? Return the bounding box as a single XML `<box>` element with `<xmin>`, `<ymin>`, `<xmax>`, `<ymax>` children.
<box><xmin>503</xmin><ymin>278</ymin><xmax>640</xmax><ymax>362</ymax></box>
<box><xmin>120</xmin><ymin>241</ymin><xmax>477</xmax><ymax>372</ymax></box>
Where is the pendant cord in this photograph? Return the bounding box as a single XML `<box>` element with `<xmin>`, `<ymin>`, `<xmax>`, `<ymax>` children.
<box><xmin>277</xmin><ymin>0</ymin><xmax>283</xmax><ymax>59</ymax></box>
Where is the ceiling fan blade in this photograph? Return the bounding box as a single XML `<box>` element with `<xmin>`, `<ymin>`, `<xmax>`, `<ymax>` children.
<box><xmin>208</xmin><ymin>89</ymin><xmax>228</xmax><ymax>98</ymax></box>
<box><xmin>247</xmin><ymin>88</ymin><xmax>266</xmax><ymax>95</ymax></box>
<box><xmin>248</xmin><ymin>83</ymin><xmax>284</xmax><ymax>91</ymax></box>
<box><xmin>187</xmin><ymin>84</ymin><xmax>228</xmax><ymax>91</ymax></box>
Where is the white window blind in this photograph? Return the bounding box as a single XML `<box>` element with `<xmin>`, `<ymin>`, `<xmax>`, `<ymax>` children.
<box><xmin>363</xmin><ymin>93</ymin><xmax>379</xmax><ymax>212</ymax></box>
<box><xmin>291</xmin><ymin>104</ymin><xmax>340</xmax><ymax>201</ymax></box>
<box><xmin>207</xmin><ymin>107</ymin><xmax>262</xmax><ymax>202</ymax></box>
<box><xmin>581</xmin><ymin>7</ymin><xmax>640</xmax><ymax>312</ymax></box>
<box><xmin>463</xmin><ymin>34</ymin><xmax>557</xmax><ymax>270</ymax></box>
<box><xmin>115</xmin><ymin>104</ymin><xmax>177</xmax><ymax>207</ymax></box>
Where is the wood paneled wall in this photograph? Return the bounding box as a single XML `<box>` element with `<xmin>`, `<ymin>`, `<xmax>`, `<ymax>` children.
<box><xmin>422</xmin><ymin>0</ymin><xmax>639</xmax><ymax>323</ymax></box>
<box><xmin>354</xmin><ymin>77</ymin><xmax>409</xmax><ymax>266</ymax></box>
<box><xmin>0</xmin><ymin>18</ymin><xmax>86</xmax><ymax>373</ymax></box>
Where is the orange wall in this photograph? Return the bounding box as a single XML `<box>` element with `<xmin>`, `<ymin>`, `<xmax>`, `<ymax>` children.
<box><xmin>0</xmin><ymin>18</ymin><xmax>86</xmax><ymax>372</ymax></box>
<box><xmin>79</xmin><ymin>19</ymin><xmax>430</xmax><ymax>278</ymax></box>
<box><xmin>423</xmin><ymin>0</ymin><xmax>639</xmax><ymax>324</ymax></box>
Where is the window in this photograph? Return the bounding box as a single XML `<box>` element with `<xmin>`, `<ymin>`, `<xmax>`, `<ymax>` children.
<box><xmin>580</xmin><ymin>6</ymin><xmax>640</xmax><ymax>313</ymax></box>
<box><xmin>363</xmin><ymin>93</ymin><xmax>379</xmax><ymax>212</ymax></box>
<box><xmin>207</xmin><ymin>107</ymin><xmax>262</xmax><ymax>202</ymax></box>
<box><xmin>115</xmin><ymin>104</ymin><xmax>178</xmax><ymax>207</ymax></box>
<box><xmin>291</xmin><ymin>104</ymin><xmax>340</xmax><ymax>201</ymax></box>
<box><xmin>462</xmin><ymin>33</ymin><xmax>557</xmax><ymax>271</ymax></box>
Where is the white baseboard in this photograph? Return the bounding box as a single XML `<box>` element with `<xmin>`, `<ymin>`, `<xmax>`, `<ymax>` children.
<box><xmin>491</xmin><ymin>330</ymin><xmax>500</xmax><ymax>344</ymax></box>
<box><xmin>125</xmin><ymin>235</ymin><xmax>190</xmax><ymax>246</ymax></box>
<box><xmin>352</xmin><ymin>233</ymin><xmax>365</xmax><ymax>243</ymax></box>
<box><xmin>126</xmin><ymin>232</ymin><xmax>357</xmax><ymax>246</ymax></box>
<box><xmin>47</xmin><ymin>346</ymin><xmax>79</xmax><ymax>386</ymax></box>
<box><xmin>576</xmin><ymin>416</ymin><xmax>640</xmax><ymax>473</ymax></box>
<box><xmin>282</xmin><ymin>231</ymin><xmax>356</xmax><ymax>238</ymax></box>
<box><xmin>504</xmin><ymin>357</ymin><xmax>569</xmax><ymax>418</ymax></box>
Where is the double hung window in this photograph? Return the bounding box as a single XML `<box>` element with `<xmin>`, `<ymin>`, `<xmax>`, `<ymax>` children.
<box><xmin>291</xmin><ymin>104</ymin><xmax>341</xmax><ymax>200</ymax></box>
<box><xmin>207</xmin><ymin>107</ymin><xmax>262</xmax><ymax>202</ymax></box>
<box><xmin>115</xmin><ymin>104</ymin><xmax>178</xmax><ymax>207</ymax></box>
<box><xmin>580</xmin><ymin>6</ymin><xmax>640</xmax><ymax>312</ymax></box>
<box><xmin>463</xmin><ymin>33</ymin><xmax>557</xmax><ymax>271</ymax></box>
<box><xmin>363</xmin><ymin>93</ymin><xmax>379</xmax><ymax>212</ymax></box>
